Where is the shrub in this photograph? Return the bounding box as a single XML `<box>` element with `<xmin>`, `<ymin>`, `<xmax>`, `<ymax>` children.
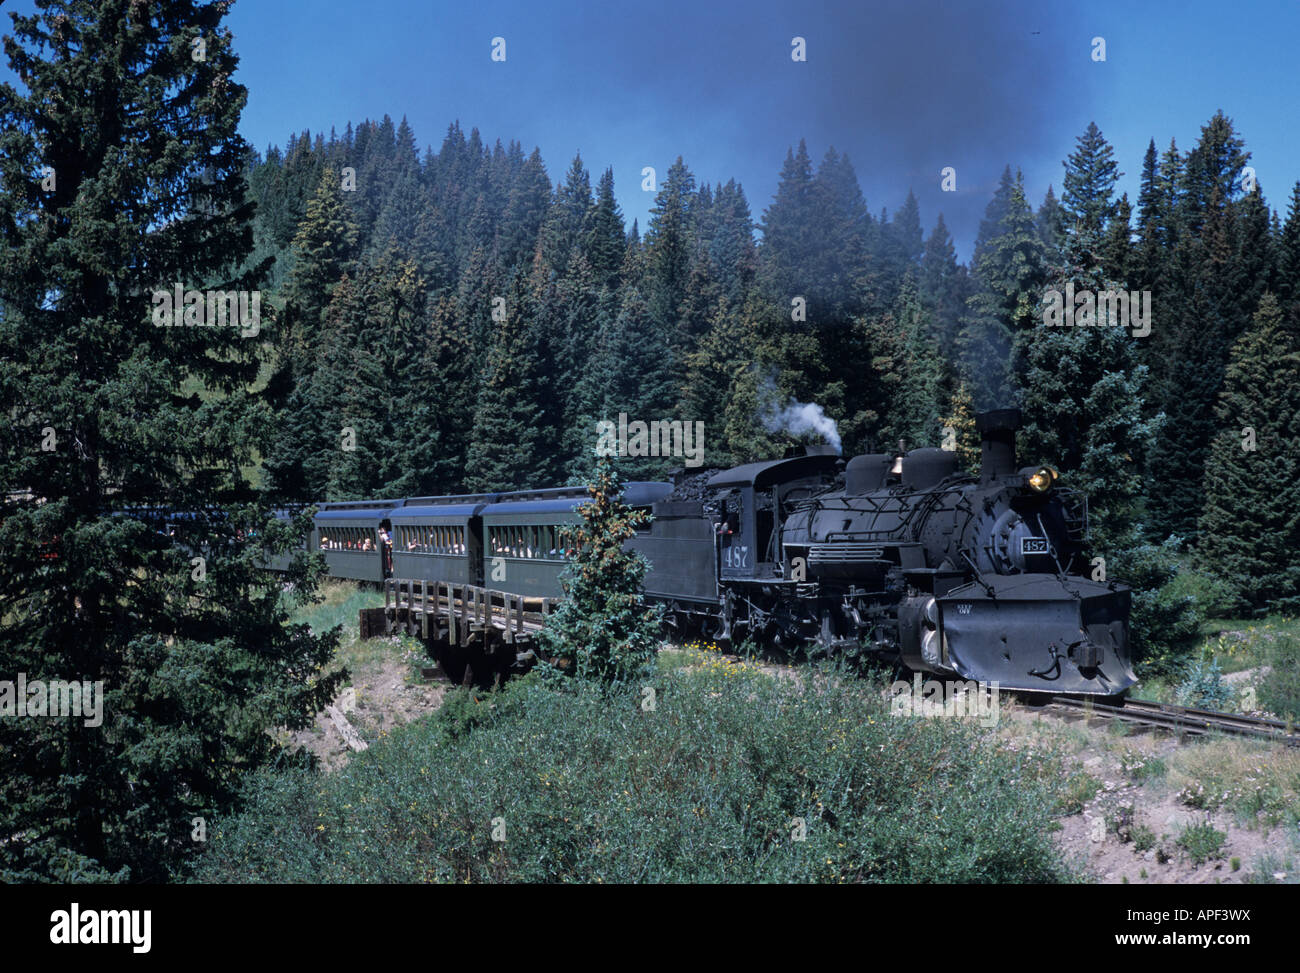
<box><xmin>193</xmin><ymin>661</ymin><xmax>1080</xmax><ymax>883</ymax></box>
<box><xmin>1256</xmin><ymin>632</ymin><xmax>1300</xmax><ymax>722</ymax></box>
<box><xmin>1167</xmin><ymin>567</ymin><xmax>1240</xmax><ymax>621</ymax></box>
<box><xmin>1174</xmin><ymin>655</ymin><xmax>1234</xmax><ymax>710</ymax></box>
<box><xmin>1177</xmin><ymin>821</ymin><xmax>1226</xmax><ymax>865</ymax></box>
<box><xmin>1115</xmin><ymin>539</ymin><xmax>1202</xmax><ymax>676</ymax></box>
<box><xmin>434</xmin><ymin>674</ymin><xmax>538</xmax><ymax>743</ymax></box>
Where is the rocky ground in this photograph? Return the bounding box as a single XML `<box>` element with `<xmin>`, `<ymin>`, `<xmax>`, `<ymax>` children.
<box><xmin>286</xmin><ymin>635</ymin><xmax>449</xmax><ymax>772</ymax></box>
<box><xmin>999</xmin><ymin>699</ymin><xmax>1298</xmax><ymax>884</ymax></box>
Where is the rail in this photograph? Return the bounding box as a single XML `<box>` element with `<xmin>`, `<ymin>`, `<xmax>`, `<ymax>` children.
<box><xmin>1044</xmin><ymin>695</ymin><xmax>1300</xmax><ymax>747</ymax></box>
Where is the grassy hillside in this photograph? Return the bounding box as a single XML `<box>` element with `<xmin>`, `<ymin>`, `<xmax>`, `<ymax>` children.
<box><xmin>193</xmin><ymin>654</ymin><xmax>1083</xmax><ymax>883</ymax></box>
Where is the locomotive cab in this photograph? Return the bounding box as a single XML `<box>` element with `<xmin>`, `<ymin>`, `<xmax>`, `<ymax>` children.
<box><xmin>705</xmin><ymin>452</ymin><xmax>842</xmax><ymax>580</ymax></box>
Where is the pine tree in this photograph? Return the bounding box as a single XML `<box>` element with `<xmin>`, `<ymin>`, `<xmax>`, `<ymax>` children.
<box><xmin>464</xmin><ymin>270</ymin><xmax>546</xmax><ymax>491</ymax></box>
<box><xmin>1036</xmin><ymin>185</ymin><xmax>1066</xmax><ymax>254</ymax></box>
<box><xmin>679</xmin><ymin>305</ymin><xmax>764</xmax><ymax>468</ymax></box>
<box><xmin>263</xmin><ymin>166</ymin><xmax>361</xmax><ymax>499</ymax></box>
<box><xmin>278</xmin><ymin>166</ymin><xmax>361</xmax><ymax>368</ymax></box>
<box><xmin>707</xmin><ymin>179</ymin><xmax>757</xmax><ymax>307</ymax></box>
<box><xmin>1102</xmin><ymin>193</ymin><xmax>1133</xmax><ymax>283</ymax></box>
<box><xmin>959</xmin><ymin>178</ymin><xmax>1046</xmax><ymax>406</ymax></box>
<box><xmin>972</xmin><ymin>165</ymin><xmax>1016</xmax><ymax>267</ymax></box>
<box><xmin>1016</xmin><ymin>232</ymin><xmax>1159</xmax><ymax>553</ymax></box>
<box><xmin>584</xmin><ymin>168</ymin><xmax>626</xmax><ymax>290</ymax></box>
<box><xmin>759</xmin><ymin>141</ymin><xmax>818</xmax><ymax>309</ymax></box>
<box><xmin>919</xmin><ymin>213</ymin><xmax>965</xmax><ymax>344</ymax></box>
<box><xmin>866</xmin><ymin>278</ymin><xmax>944</xmax><ymax>450</ymax></box>
<box><xmin>535</xmin><ymin>457</ymin><xmax>663</xmax><ymax>687</ymax></box>
<box><xmin>0</xmin><ymin>0</ymin><xmax>342</xmax><ymax>881</ymax></box>
<box><xmin>1146</xmin><ymin>112</ymin><xmax>1257</xmax><ymax>539</ymax></box>
<box><xmin>1180</xmin><ymin>111</ymin><xmax>1249</xmax><ymax>236</ymax></box>
<box><xmin>1061</xmin><ymin>121</ymin><xmax>1122</xmax><ymax>237</ymax></box>
<box><xmin>1133</xmin><ymin>139</ymin><xmax>1163</xmax><ymax>289</ymax></box>
<box><xmin>1197</xmin><ymin>293</ymin><xmax>1300</xmax><ymax>613</ymax></box>
<box><xmin>891</xmin><ymin>189</ymin><xmax>924</xmax><ymax>266</ymax></box>
<box><xmin>541</xmin><ymin>152</ymin><xmax>593</xmax><ymax>275</ymax></box>
<box><xmin>497</xmin><ymin>148</ymin><xmax>552</xmax><ymax>270</ymax></box>
<box><xmin>645</xmin><ymin>156</ymin><xmax>697</xmax><ymax>337</ymax></box>
<box><xmin>1276</xmin><ymin>182</ymin><xmax>1300</xmax><ymax>308</ymax></box>
<box><xmin>809</xmin><ymin>147</ymin><xmax>873</xmax><ymax>316</ymax></box>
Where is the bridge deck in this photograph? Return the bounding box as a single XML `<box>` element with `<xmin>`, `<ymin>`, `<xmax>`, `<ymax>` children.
<box><xmin>362</xmin><ymin>579</ymin><xmax>553</xmax><ymax>645</ymax></box>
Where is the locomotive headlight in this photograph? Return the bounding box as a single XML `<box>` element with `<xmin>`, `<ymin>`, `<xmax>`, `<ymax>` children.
<box><xmin>1027</xmin><ymin>466</ymin><xmax>1057</xmax><ymax>493</ymax></box>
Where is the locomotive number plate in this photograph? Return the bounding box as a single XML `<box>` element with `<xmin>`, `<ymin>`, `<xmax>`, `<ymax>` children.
<box><xmin>1020</xmin><ymin>537</ymin><xmax>1050</xmax><ymax>555</ymax></box>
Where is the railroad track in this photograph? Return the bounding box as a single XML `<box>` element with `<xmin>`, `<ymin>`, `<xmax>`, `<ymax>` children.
<box><xmin>1041</xmin><ymin>695</ymin><xmax>1300</xmax><ymax>746</ymax></box>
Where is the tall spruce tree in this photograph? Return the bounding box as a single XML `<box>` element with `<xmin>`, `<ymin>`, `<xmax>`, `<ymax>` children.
<box><xmin>584</xmin><ymin>168</ymin><xmax>626</xmax><ymax>291</ymax></box>
<box><xmin>971</xmin><ymin>164</ymin><xmax>1016</xmax><ymax>266</ymax></box>
<box><xmin>959</xmin><ymin>177</ymin><xmax>1046</xmax><ymax>406</ymax></box>
<box><xmin>1036</xmin><ymin>185</ymin><xmax>1066</xmax><ymax>254</ymax></box>
<box><xmin>264</xmin><ymin>166</ymin><xmax>361</xmax><ymax>499</ymax></box>
<box><xmin>1197</xmin><ymin>293</ymin><xmax>1300</xmax><ymax>613</ymax></box>
<box><xmin>1279</xmin><ymin>181</ymin><xmax>1300</xmax><ymax>309</ymax></box>
<box><xmin>645</xmin><ymin>156</ymin><xmax>697</xmax><ymax>339</ymax></box>
<box><xmin>463</xmin><ymin>269</ymin><xmax>546</xmax><ymax>491</ymax></box>
<box><xmin>0</xmin><ymin>0</ymin><xmax>342</xmax><ymax>881</ymax></box>
<box><xmin>1061</xmin><ymin>121</ymin><xmax>1122</xmax><ymax>237</ymax></box>
<box><xmin>1015</xmin><ymin>231</ymin><xmax>1158</xmax><ymax>553</ymax></box>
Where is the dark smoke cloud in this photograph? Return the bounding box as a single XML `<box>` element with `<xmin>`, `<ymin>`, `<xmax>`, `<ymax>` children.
<box><xmin>529</xmin><ymin>0</ymin><xmax>1106</xmax><ymax>260</ymax></box>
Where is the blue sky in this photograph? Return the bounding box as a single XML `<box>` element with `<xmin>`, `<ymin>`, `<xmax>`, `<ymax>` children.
<box><xmin>4</xmin><ymin>0</ymin><xmax>1299</xmax><ymax>259</ymax></box>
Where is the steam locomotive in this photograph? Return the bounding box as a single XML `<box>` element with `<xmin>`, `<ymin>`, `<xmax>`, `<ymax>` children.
<box><xmin>270</xmin><ymin>407</ymin><xmax>1136</xmax><ymax>696</ymax></box>
<box><xmin>636</xmin><ymin>408</ymin><xmax>1136</xmax><ymax>695</ymax></box>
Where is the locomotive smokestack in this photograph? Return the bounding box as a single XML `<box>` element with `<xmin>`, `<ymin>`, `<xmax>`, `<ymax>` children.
<box><xmin>975</xmin><ymin>408</ymin><xmax>1022</xmax><ymax>483</ymax></box>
